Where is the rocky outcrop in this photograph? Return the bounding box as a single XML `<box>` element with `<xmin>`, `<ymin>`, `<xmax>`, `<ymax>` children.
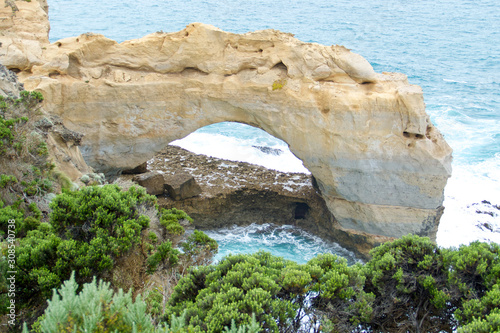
<box><xmin>0</xmin><ymin>63</ymin><xmax>92</xmax><ymax>182</ymax></box>
<box><xmin>0</xmin><ymin>0</ymin><xmax>453</xmax><ymax>241</ymax></box>
<box><xmin>133</xmin><ymin>145</ymin><xmax>392</xmax><ymax>258</ymax></box>
<box><xmin>0</xmin><ymin>63</ymin><xmax>23</xmax><ymax>97</ymax></box>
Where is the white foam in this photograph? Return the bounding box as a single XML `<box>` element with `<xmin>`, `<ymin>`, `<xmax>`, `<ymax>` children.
<box><xmin>443</xmin><ymin>78</ymin><xmax>468</xmax><ymax>84</ymax></box>
<box><xmin>170</xmin><ymin>132</ymin><xmax>310</xmax><ymax>174</ymax></box>
<box><xmin>437</xmin><ymin>157</ymin><xmax>500</xmax><ymax>248</ymax></box>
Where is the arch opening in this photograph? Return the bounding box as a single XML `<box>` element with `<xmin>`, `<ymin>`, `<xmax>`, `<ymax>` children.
<box><xmin>168</xmin><ymin>121</ymin><xmax>310</xmax><ymax>174</ymax></box>
<box><xmin>123</xmin><ymin>121</ymin><xmax>362</xmax><ymax>261</ymax></box>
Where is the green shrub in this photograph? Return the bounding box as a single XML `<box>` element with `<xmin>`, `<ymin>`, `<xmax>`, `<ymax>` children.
<box><xmin>166</xmin><ymin>251</ymin><xmax>304</xmax><ymax>332</ymax></box>
<box><xmin>181</xmin><ymin>230</ymin><xmax>219</xmax><ymax>266</ymax></box>
<box><xmin>146</xmin><ymin>241</ymin><xmax>180</xmax><ymax>274</ymax></box>
<box><xmin>15</xmin><ymin>185</ymin><xmax>157</xmax><ymax>306</ymax></box>
<box><xmin>146</xmin><ymin>287</ymin><xmax>165</xmax><ymax>320</ymax></box>
<box><xmin>23</xmin><ymin>272</ymin><xmax>169</xmax><ymax>333</ymax></box>
<box><xmin>447</xmin><ymin>241</ymin><xmax>500</xmax><ymax>329</ymax></box>
<box><xmin>0</xmin><ymin>255</ymin><xmax>10</xmax><ymax>316</ymax></box>
<box><xmin>148</xmin><ymin>231</ymin><xmax>159</xmax><ymax>244</ymax></box>
<box><xmin>0</xmin><ymin>174</ymin><xmax>18</xmax><ymax>188</ymax></box>
<box><xmin>305</xmin><ymin>254</ymin><xmax>371</xmax><ymax>331</ymax></box>
<box><xmin>361</xmin><ymin>235</ymin><xmax>453</xmax><ymax>333</ymax></box>
<box><xmin>159</xmin><ymin>208</ymin><xmax>192</xmax><ymax>235</ymax></box>
<box><xmin>458</xmin><ymin>308</ymin><xmax>500</xmax><ymax>333</ymax></box>
<box><xmin>23</xmin><ymin>272</ymin><xmax>261</xmax><ymax>333</ymax></box>
<box><xmin>50</xmin><ymin>185</ymin><xmax>154</xmax><ymax>240</ymax></box>
<box><xmin>0</xmin><ymin>202</ymin><xmax>24</xmax><ymax>236</ymax></box>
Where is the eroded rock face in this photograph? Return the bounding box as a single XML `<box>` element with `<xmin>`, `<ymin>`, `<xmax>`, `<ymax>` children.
<box><xmin>0</xmin><ymin>0</ymin><xmax>49</xmax><ymax>70</ymax></box>
<box><xmin>0</xmin><ymin>0</ymin><xmax>453</xmax><ymax>240</ymax></box>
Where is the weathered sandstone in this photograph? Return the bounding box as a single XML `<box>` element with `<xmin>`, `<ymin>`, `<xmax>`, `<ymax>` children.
<box><xmin>0</xmin><ymin>0</ymin><xmax>49</xmax><ymax>70</ymax></box>
<box><xmin>0</xmin><ymin>0</ymin><xmax>453</xmax><ymax>240</ymax></box>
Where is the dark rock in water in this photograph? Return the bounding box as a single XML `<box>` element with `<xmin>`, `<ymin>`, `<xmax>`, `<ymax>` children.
<box><xmin>471</xmin><ymin>200</ymin><xmax>500</xmax><ymax>217</ymax></box>
<box><xmin>132</xmin><ymin>172</ymin><xmax>164</xmax><ymax>195</ymax></box>
<box><xmin>478</xmin><ymin>223</ymin><xmax>494</xmax><ymax>232</ymax></box>
<box><xmin>252</xmin><ymin>145</ymin><xmax>283</xmax><ymax>156</ymax></box>
<box><xmin>123</xmin><ymin>162</ymin><xmax>148</xmax><ymax>174</ymax></box>
<box><xmin>164</xmin><ymin>171</ymin><xmax>202</xmax><ymax>200</ymax></box>
<box><xmin>470</xmin><ymin>200</ymin><xmax>499</xmax><ymax>233</ymax></box>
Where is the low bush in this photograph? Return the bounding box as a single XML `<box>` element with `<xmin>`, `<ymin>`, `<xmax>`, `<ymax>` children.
<box><xmin>159</xmin><ymin>208</ymin><xmax>192</xmax><ymax>235</ymax></box>
<box><xmin>360</xmin><ymin>235</ymin><xmax>453</xmax><ymax>333</ymax></box>
<box><xmin>14</xmin><ymin>185</ymin><xmax>157</xmax><ymax>307</ymax></box>
<box><xmin>23</xmin><ymin>272</ymin><xmax>261</xmax><ymax>333</ymax></box>
<box><xmin>166</xmin><ymin>251</ymin><xmax>309</xmax><ymax>332</ymax></box>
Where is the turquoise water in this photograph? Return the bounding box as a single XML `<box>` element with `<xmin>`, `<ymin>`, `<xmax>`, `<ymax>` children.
<box><xmin>47</xmin><ymin>0</ymin><xmax>500</xmax><ymax>253</ymax></box>
<box><xmin>203</xmin><ymin>223</ymin><xmax>359</xmax><ymax>265</ymax></box>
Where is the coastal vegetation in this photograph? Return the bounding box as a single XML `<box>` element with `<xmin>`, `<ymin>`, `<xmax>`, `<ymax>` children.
<box><xmin>1</xmin><ymin>91</ymin><xmax>499</xmax><ymax>332</ymax></box>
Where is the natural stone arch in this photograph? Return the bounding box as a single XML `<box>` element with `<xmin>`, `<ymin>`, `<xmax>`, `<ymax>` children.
<box><xmin>2</xmin><ymin>9</ymin><xmax>452</xmax><ymax>241</ymax></box>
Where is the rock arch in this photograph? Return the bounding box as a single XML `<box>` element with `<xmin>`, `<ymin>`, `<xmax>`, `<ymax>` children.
<box><xmin>1</xmin><ymin>2</ymin><xmax>452</xmax><ymax>240</ymax></box>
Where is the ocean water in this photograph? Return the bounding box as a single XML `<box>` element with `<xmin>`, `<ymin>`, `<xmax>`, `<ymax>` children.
<box><xmin>47</xmin><ymin>0</ymin><xmax>500</xmax><ymax>256</ymax></box>
<box><xmin>203</xmin><ymin>223</ymin><xmax>359</xmax><ymax>265</ymax></box>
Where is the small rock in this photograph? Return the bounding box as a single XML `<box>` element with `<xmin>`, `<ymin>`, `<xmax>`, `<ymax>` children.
<box><xmin>122</xmin><ymin>161</ymin><xmax>148</xmax><ymax>174</ymax></box>
<box><xmin>34</xmin><ymin>117</ymin><xmax>54</xmax><ymax>131</ymax></box>
<box><xmin>133</xmin><ymin>172</ymin><xmax>165</xmax><ymax>195</ymax></box>
<box><xmin>252</xmin><ymin>145</ymin><xmax>283</xmax><ymax>156</ymax></box>
<box><xmin>163</xmin><ymin>171</ymin><xmax>202</xmax><ymax>200</ymax></box>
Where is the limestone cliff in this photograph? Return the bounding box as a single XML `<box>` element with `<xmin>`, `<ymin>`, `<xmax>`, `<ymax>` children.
<box><xmin>0</xmin><ymin>0</ymin><xmax>453</xmax><ymax>241</ymax></box>
<box><xmin>0</xmin><ymin>63</ymin><xmax>92</xmax><ymax>182</ymax></box>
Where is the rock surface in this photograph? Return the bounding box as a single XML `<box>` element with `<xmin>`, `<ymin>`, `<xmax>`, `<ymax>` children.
<box><xmin>163</xmin><ymin>171</ymin><xmax>202</xmax><ymax>200</ymax></box>
<box><xmin>0</xmin><ymin>63</ymin><xmax>92</xmax><ymax>182</ymax></box>
<box><xmin>0</xmin><ymin>64</ymin><xmax>23</xmax><ymax>97</ymax></box>
<box><xmin>0</xmin><ymin>0</ymin><xmax>49</xmax><ymax>70</ymax></box>
<box><xmin>132</xmin><ymin>172</ymin><xmax>165</xmax><ymax>196</ymax></box>
<box><xmin>0</xmin><ymin>0</ymin><xmax>453</xmax><ymax>240</ymax></box>
<box><xmin>122</xmin><ymin>161</ymin><xmax>148</xmax><ymax>174</ymax></box>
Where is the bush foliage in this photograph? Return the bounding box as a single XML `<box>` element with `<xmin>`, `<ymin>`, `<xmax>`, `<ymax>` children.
<box><xmin>162</xmin><ymin>236</ymin><xmax>500</xmax><ymax>333</ymax></box>
<box><xmin>14</xmin><ymin>185</ymin><xmax>158</xmax><ymax>307</ymax></box>
<box><xmin>23</xmin><ymin>272</ymin><xmax>261</xmax><ymax>333</ymax></box>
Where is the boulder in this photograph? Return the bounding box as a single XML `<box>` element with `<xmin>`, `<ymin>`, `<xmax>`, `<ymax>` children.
<box><xmin>132</xmin><ymin>172</ymin><xmax>164</xmax><ymax>196</ymax></box>
<box><xmin>163</xmin><ymin>171</ymin><xmax>202</xmax><ymax>201</ymax></box>
<box><xmin>122</xmin><ymin>162</ymin><xmax>148</xmax><ymax>174</ymax></box>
